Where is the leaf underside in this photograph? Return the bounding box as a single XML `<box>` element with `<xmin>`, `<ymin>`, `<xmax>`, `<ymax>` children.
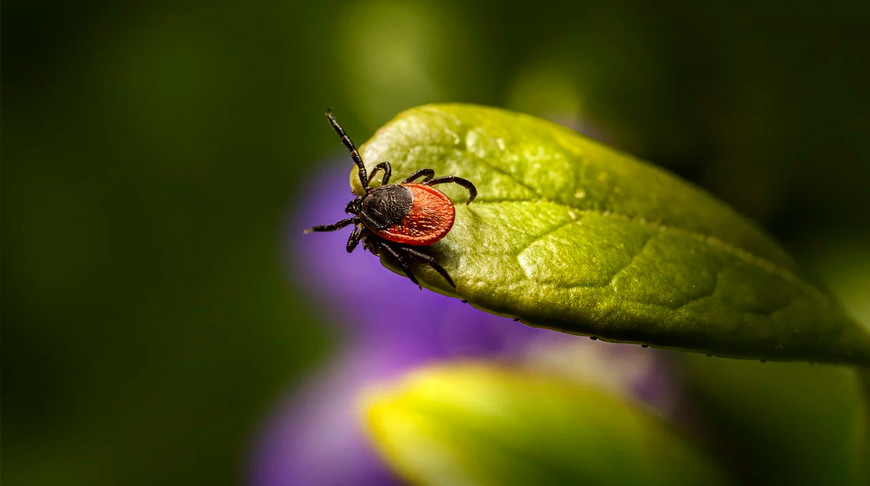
<box><xmin>351</xmin><ymin>104</ymin><xmax>870</xmax><ymax>364</ymax></box>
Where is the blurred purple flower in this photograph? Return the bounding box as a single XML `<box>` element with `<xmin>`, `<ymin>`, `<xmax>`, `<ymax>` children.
<box><xmin>248</xmin><ymin>341</ymin><xmax>409</xmax><ymax>486</ymax></box>
<box><xmin>247</xmin><ymin>158</ymin><xmax>683</xmax><ymax>486</ymax></box>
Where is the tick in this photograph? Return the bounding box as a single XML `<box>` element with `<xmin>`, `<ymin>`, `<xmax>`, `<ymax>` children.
<box><xmin>304</xmin><ymin>110</ymin><xmax>477</xmax><ymax>289</ymax></box>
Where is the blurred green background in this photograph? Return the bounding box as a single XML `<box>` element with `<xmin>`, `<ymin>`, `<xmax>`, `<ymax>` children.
<box><xmin>4</xmin><ymin>0</ymin><xmax>870</xmax><ymax>484</ymax></box>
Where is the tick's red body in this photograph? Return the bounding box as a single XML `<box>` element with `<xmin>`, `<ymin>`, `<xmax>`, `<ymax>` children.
<box><xmin>363</xmin><ymin>183</ymin><xmax>455</xmax><ymax>245</ymax></box>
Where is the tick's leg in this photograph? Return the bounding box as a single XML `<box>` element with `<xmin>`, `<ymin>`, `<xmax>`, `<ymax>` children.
<box><xmin>402</xmin><ymin>246</ymin><xmax>456</xmax><ymax>288</ymax></box>
<box><xmin>403</xmin><ymin>168</ymin><xmax>434</xmax><ymax>184</ymax></box>
<box><xmin>368</xmin><ymin>162</ymin><xmax>392</xmax><ymax>186</ymax></box>
<box><xmin>303</xmin><ymin>217</ymin><xmax>356</xmax><ymax>233</ymax></box>
<box><xmin>357</xmin><ymin>210</ymin><xmax>379</xmax><ymax>231</ymax></box>
<box><xmin>362</xmin><ymin>235</ymin><xmax>376</xmax><ymax>254</ymax></box>
<box><xmin>346</xmin><ymin>225</ymin><xmax>364</xmax><ymax>253</ymax></box>
<box><xmin>326</xmin><ymin>110</ymin><xmax>368</xmax><ymax>191</ymax></box>
<box><xmin>425</xmin><ymin>176</ymin><xmax>477</xmax><ymax>204</ymax></box>
<box><xmin>375</xmin><ymin>241</ymin><xmax>421</xmax><ymax>289</ymax></box>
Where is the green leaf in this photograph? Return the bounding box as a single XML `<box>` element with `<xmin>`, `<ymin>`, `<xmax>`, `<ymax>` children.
<box><xmin>361</xmin><ymin>361</ymin><xmax>731</xmax><ymax>486</ymax></box>
<box><xmin>353</xmin><ymin>104</ymin><xmax>870</xmax><ymax>364</ymax></box>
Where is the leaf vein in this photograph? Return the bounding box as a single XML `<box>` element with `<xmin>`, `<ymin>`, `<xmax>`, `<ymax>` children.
<box><xmin>515</xmin><ymin>219</ymin><xmax>580</xmax><ymax>267</ymax></box>
<box><xmin>606</xmin><ymin>232</ymin><xmax>655</xmax><ymax>287</ymax></box>
<box><xmin>673</xmin><ymin>265</ymin><xmax>722</xmax><ymax>310</ymax></box>
<box><xmin>473</xmin><ymin>155</ymin><xmax>544</xmax><ymax>198</ymax></box>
